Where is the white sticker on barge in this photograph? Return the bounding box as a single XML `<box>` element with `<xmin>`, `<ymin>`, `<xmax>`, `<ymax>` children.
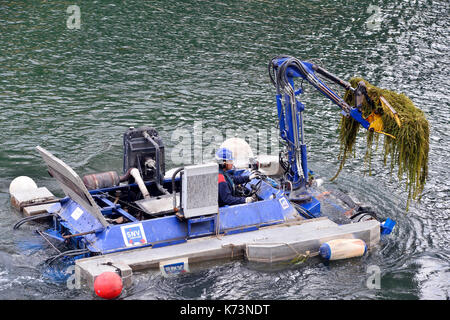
<box><xmin>121</xmin><ymin>223</ymin><xmax>147</xmax><ymax>247</ymax></box>
<box><xmin>279</xmin><ymin>197</ymin><xmax>289</xmax><ymax>210</ymax></box>
<box><xmin>160</xmin><ymin>257</ymin><xmax>189</xmax><ymax>277</ymax></box>
<box><xmin>71</xmin><ymin>207</ymin><xmax>84</xmax><ymax>221</ymax></box>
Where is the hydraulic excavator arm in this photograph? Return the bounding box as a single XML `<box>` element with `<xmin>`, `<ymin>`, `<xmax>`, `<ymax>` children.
<box><xmin>268</xmin><ymin>56</ymin><xmax>398</xmax><ymax>193</ymax></box>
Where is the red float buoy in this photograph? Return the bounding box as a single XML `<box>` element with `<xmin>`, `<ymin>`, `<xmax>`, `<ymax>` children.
<box><xmin>94</xmin><ymin>271</ymin><xmax>123</xmax><ymax>299</ymax></box>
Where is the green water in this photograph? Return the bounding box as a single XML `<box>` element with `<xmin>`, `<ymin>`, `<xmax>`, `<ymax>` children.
<box><xmin>0</xmin><ymin>0</ymin><xmax>448</xmax><ymax>299</ymax></box>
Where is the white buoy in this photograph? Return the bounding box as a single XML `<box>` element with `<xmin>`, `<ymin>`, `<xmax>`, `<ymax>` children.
<box><xmin>319</xmin><ymin>239</ymin><xmax>367</xmax><ymax>261</ymax></box>
<box><xmin>9</xmin><ymin>176</ymin><xmax>38</xmax><ymax>195</ymax></box>
<box><xmin>164</xmin><ymin>167</ymin><xmax>182</xmax><ymax>180</ymax></box>
<box><xmin>9</xmin><ymin>176</ymin><xmax>56</xmax><ymax>214</ymax></box>
<box><xmin>220</xmin><ymin>138</ymin><xmax>254</xmax><ymax>169</ymax></box>
<box><xmin>256</xmin><ymin>154</ymin><xmax>283</xmax><ymax>176</ymax></box>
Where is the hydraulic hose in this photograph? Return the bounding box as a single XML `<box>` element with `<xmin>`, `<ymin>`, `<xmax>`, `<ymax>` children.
<box><xmin>171</xmin><ymin>167</ymin><xmax>184</xmax><ymax>210</ymax></box>
<box><xmin>45</xmin><ymin>248</ymin><xmax>91</xmax><ymax>265</ymax></box>
<box><xmin>13</xmin><ymin>212</ymin><xmax>54</xmax><ymax>230</ymax></box>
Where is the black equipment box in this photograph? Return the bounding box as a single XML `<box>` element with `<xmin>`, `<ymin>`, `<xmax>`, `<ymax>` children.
<box><xmin>123</xmin><ymin>126</ymin><xmax>165</xmax><ymax>182</ymax></box>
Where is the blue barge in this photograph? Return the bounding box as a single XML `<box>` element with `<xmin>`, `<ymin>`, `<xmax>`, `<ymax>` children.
<box><xmin>10</xmin><ymin>56</ymin><xmax>397</xmax><ymax>290</ymax></box>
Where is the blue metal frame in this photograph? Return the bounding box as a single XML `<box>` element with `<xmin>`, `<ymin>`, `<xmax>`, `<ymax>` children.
<box><xmin>44</xmin><ymin>175</ymin><xmax>309</xmax><ymax>255</ymax></box>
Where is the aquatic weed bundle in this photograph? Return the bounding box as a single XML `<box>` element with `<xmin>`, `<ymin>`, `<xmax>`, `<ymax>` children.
<box><xmin>332</xmin><ymin>77</ymin><xmax>429</xmax><ymax>209</ymax></box>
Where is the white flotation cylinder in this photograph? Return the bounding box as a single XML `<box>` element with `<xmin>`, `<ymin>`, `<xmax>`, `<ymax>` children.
<box><xmin>9</xmin><ymin>176</ymin><xmax>38</xmax><ymax>195</ymax></box>
<box><xmin>220</xmin><ymin>138</ymin><xmax>254</xmax><ymax>169</ymax></box>
<box><xmin>319</xmin><ymin>239</ymin><xmax>367</xmax><ymax>261</ymax></box>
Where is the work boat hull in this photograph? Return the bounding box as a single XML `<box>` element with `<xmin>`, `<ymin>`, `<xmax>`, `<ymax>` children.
<box><xmin>11</xmin><ymin>161</ymin><xmax>382</xmax><ymax>290</ymax></box>
<box><xmin>75</xmin><ymin>217</ymin><xmax>380</xmax><ymax>289</ymax></box>
<box><xmin>52</xmin><ymin>174</ymin><xmax>378</xmax><ymax>290</ymax></box>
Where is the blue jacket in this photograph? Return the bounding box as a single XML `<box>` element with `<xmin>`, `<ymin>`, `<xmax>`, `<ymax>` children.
<box><xmin>218</xmin><ymin>170</ymin><xmax>250</xmax><ymax>207</ymax></box>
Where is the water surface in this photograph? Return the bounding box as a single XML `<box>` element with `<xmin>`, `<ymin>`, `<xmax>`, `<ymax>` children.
<box><xmin>0</xmin><ymin>0</ymin><xmax>448</xmax><ymax>300</ymax></box>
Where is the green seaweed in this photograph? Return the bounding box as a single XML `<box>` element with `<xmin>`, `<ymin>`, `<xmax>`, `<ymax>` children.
<box><xmin>331</xmin><ymin>78</ymin><xmax>429</xmax><ymax>210</ymax></box>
